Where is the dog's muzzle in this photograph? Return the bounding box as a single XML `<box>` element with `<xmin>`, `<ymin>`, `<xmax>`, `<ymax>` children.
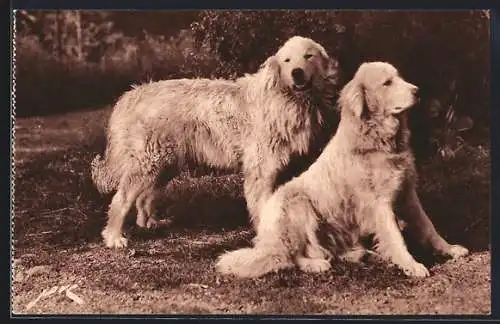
<box><xmin>291</xmin><ymin>68</ymin><xmax>312</xmax><ymax>91</ymax></box>
<box><xmin>393</xmin><ymin>89</ymin><xmax>421</xmax><ymax>114</ymax></box>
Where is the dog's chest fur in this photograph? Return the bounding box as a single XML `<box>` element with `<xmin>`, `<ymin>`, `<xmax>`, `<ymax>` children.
<box><xmin>360</xmin><ymin>150</ymin><xmax>412</xmax><ymax>201</ymax></box>
<box><xmin>313</xmin><ymin>155</ymin><xmax>414</xmax><ymax>259</ymax></box>
<box><xmin>313</xmin><ymin>115</ymin><xmax>415</xmax><ymax>255</ymax></box>
<box><xmin>254</xmin><ymin>90</ymin><xmax>331</xmax><ymax>156</ymax></box>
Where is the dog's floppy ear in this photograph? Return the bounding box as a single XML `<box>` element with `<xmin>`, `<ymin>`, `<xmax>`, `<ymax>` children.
<box><xmin>245</xmin><ymin>55</ymin><xmax>282</xmax><ymax>101</ymax></box>
<box><xmin>338</xmin><ymin>78</ymin><xmax>367</xmax><ymax>119</ymax></box>
<box><xmin>324</xmin><ymin>58</ymin><xmax>340</xmax><ymax>82</ymax></box>
<box><xmin>259</xmin><ymin>55</ymin><xmax>276</xmax><ymax>70</ymax></box>
<box><xmin>257</xmin><ymin>55</ymin><xmax>281</xmax><ymax>91</ymax></box>
<box><xmin>316</xmin><ymin>43</ymin><xmax>339</xmax><ymax>81</ymax></box>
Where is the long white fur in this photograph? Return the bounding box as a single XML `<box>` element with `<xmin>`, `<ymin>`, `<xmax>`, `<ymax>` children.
<box><xmin>91</xmin><ymin>36</ymin><xmax>340</xmax><ymax>248</ymax></box>
<box><xmin>216</xmin><ymin>62</ymin><xmax>433</xmax><ymax>278</ymax></box>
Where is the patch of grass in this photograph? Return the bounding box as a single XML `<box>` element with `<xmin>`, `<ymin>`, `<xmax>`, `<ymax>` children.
<box><xmin>11</xmin><ymin>109</ymin><xmax>491</xmax><ymax>314</ymax></box>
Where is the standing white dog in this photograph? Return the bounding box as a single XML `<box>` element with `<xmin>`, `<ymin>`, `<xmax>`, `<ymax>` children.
<box><xmin>216</xmin><ymin>62</ymin><xmax>469</xmax><ymax>278</ymax></box>
<box><xmin>91</xmin><ymin>36</ymin><xmax>340</xmax><ymax>248</ymax></box>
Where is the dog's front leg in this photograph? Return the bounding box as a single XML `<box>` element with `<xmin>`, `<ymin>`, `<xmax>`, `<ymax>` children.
<box><xmin>243</xmin><ymin>169</ymin><xmax>278</xmax><ymax>228</ymax></box>
<box><xmin>397</xmin><ymin>184</ymin><xmax>469</xmax><ymax>259</ymax></box>
<box><xmin>373</xmin><ymin>203</ymin><xmax>430</xmax><ymax>277</ymax></box>
<box><xmin>242</xmin><ymin>140</ymin><xmax>286</xmax><ymax>228</ymax></box>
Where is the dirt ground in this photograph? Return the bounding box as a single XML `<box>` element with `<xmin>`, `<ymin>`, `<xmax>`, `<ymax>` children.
<box><xmin>11</xmin><ymin>107</ymin><xmax>491</xmax><ymax>315</ymax></box>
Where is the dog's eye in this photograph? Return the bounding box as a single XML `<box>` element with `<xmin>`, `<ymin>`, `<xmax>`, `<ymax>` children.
<box><xmin>383</xmin><ymin>79</ymin><xmax>392</xmax><ymax>86</ymax></box>
<box><xmin>284</xmin><ymin>58</ymin><xmax>290</xmax><ymax>63</ymax></box>
<box><xmin>304</xmin><ymin>54</ymin><xmax>313</xmax><ymax>60</ymax></box>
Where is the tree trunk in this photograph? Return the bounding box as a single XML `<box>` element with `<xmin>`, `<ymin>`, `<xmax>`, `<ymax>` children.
<box><xmin>55</xmin><ymin>11</ymin><xmax>64</xmax><ymax>60</ymax></box>
<box><xmin>74</xmin><ymin>11</ymin><xmax>83</xmax><ymax>61</ymax></box>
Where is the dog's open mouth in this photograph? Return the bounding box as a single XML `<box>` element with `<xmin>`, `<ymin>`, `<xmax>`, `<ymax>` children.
<box><xmin>292</xmin><ymin>80</ymin><xmax>313</xmax><ymax>92</ymax></box>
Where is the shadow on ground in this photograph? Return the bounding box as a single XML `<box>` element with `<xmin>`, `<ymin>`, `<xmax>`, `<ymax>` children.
<box><xmin>13</xmin><ymin>130</ymin><xmax>490</xmax><ymax>255</ymax></box>
<box><xmin>13</xmin><ymin>141</ymin><xmax>251</xmax><ymax>251</ymax></box>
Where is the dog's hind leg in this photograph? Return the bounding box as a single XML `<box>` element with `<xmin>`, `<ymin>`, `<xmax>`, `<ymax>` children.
<box><xmin>135</xmin><ymin>165</ymin><xmax>177</xmax><ymax>229</ymax></box>
<box><xmin>136</xmin><ymin>187</ymin><xmax>170</xmax><ymax>229</ymax></box>
<box><xmin>135</xmin><ymin>188</ymin><xmax>157</xmax><ymax>228</ymax></box>
<box><xmin>372</xmin><ymin>204</ymin><xmax>430</xmax><ymax>277</ymax></box>
<box><xmin>397</xmin><ymin>185</ymin><xmax>469</xmax><ymax>259</ymax></box>
<box><xmin>102</xmin><ymin>173</ymin><xmax>156</xmax><ymax>248</ymax></box>
<box><xmin>135</xmin><ymin>191</ymin><xmax>148</xmax><ymax>228</ymax></box>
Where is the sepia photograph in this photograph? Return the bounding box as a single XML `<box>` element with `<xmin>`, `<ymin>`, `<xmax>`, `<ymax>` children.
<box><xmin>11</xmin><ymin>10</ymin><xmax>491</xmax><ymax>315</ymax></box>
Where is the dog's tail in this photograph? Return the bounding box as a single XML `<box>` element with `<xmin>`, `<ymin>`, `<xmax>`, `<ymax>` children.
<box><xmin>90</xmin><ymin>153</ymin><xmax>118</xmax><ymax>194</ymax></box>
<box><xmin>216</xmin><ymin>192</ymin><xmax>306</xmax><ymax>278</ymax></box>
<box><xmin>216</xmin><ymin>245</ymin><xmax>293</xmax><ymax>278</ymax></box>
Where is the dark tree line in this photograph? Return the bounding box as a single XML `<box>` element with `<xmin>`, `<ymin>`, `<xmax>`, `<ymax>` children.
<box><xmin>16</xmin><ymin>10</ymin><xmax>490</xmax><ymax>160</ymax></box>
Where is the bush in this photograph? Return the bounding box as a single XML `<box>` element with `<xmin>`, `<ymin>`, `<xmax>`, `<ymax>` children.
<box><xmin>15</xmin><ymin>25</ymin><xmax>216</xmax><ymax>117</ymax></box>
<box><xmin>16</xmin><ymin>10</ymin><xmax>490</xmax><ymax>160</ymax></box>
<box><xmin>191</xmin><ymin>10</ymin><xmax>490</xmax><ymax>160</ymax></box>
<box><xmin>16</xmin><ymin>35</ymin><xmax>137</xmax><ymax>117</ymax></box>
<box><xmin>192</xmin><ymin>10</ymin><xmax>490</xmax><ymax>123</ymax></box>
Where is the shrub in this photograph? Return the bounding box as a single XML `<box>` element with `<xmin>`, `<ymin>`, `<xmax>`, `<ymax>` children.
<box><xmin>192</xmin><ymin>10</ymin><xmax>490</xmax><ymax>123</ymax></box>
<box><xmin>15</xmin><ymin>12</ymin><xmax>215</xmax><ymax>117</ymax></box>
<box><xmin>16</xmin><ymin>35</ymin><xmax>136</xmax><ymax>117</ymax></box>
<box><xmin>15</xmin><ymin>10</ymin><xmax>490</xmax><ymax>160</ymax></box>
<box><xmin>191</xmin><ymin>10</ymin><xmax>490</xmax><ymax>160</ymax></box>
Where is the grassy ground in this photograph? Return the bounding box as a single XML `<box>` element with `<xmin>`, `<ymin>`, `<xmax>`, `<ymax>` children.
<box><xmin>11</xmin><ymin>107</ymin><xmax>491</xmax><ymax>315</ymax></box>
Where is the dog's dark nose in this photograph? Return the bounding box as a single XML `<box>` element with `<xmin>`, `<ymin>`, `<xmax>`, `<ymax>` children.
<box><xmin>291</xmin><ymin>68</ymin><xmax>305</xmax><ymax>84</ymax></box>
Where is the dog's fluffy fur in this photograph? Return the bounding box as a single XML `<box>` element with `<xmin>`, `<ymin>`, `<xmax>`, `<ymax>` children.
<box><xmin>91</xmin><ymin>36</ymin><xmax>340</xmax><ymax>248</ymax></box>
<box><xmin>216</xmin><ymin>62</ymin><xmax>469</xmax><ymax>278</ymax></box>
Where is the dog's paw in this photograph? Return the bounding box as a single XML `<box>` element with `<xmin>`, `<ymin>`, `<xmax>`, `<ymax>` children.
<box><xmin>340</xmin><ymin>248</ymin><xmax>371</xmax><ymax>263</ymax></box>
<box><xmin>136</xmin><ymin>216</ymin><xmax>155</xmax><ymax>229</ymax></box>
<box><xmin>146</xmin><ymin>218</ymin><xmax>171</xmax><ymax>229</ymax></box>
<box><xmin>434</xmin><ymin>244</ymin><xmax>469</xmax><ymax>261</ymax></box>
<box><xmin>401</xmin><ymin>261</ymin><xmax>430</xmax><ymax>278</ymax></box>
<box><xmin>446</xmin><ymin>244</ymin><xmax>469</xmax><ymax>259</ymax></box>
<box><xmin>297</xmin><ymin>257</ymin><xmax>331</xmax><ymax>273</ymax></box>
<box><xmin>136</xmin><ymin>215</ymin><xmax>147</xmax><ymax>228</ymax></box>
<box><xmin>146</xmin><ymin>217</ymin><xmax>158</xmax><ymax>229</ymax></box>
<box><xmin>105</xmin><ymin>235</ymin><xmax>128</xmax><ymax>248</ymax></box>
<box><xmin>102</xmin><ymin>229</ymin><xmax>128</xmax><ymax>248</ymax></box>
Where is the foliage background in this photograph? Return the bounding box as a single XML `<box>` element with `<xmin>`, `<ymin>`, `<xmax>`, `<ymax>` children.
<box><xmin>15</xmin><ymin>10</ymin><xmax>490</xmax><ymax>158</ymax></box>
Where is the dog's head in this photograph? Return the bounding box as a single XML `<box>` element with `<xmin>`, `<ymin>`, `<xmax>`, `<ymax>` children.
<box><xmin>339</xmin><ymin>62</ymin><xmax>419</xmax><ymax>119</ymax></box>
<box><xmin>259</xmin><ymin>36</ymin><xmax>340</xmax><ymax>93</ymax></box>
